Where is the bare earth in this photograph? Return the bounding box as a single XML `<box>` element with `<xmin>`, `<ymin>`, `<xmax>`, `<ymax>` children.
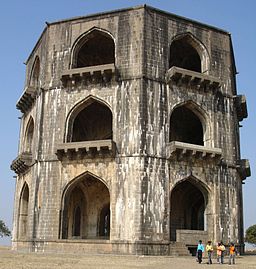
<box><xmin>0</xmin><ymin>247</ymin><xmax>256</xmax><ymax>269</ymax></box>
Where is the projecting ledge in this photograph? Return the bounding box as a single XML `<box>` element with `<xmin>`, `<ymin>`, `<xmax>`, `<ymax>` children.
<box><xmin>167</xmin><ymin>141</ymin><xmax>222</xmax><ymax>160</ymax></box>
<box><xmin>55</xmin><ymin>140</ymin><xmax>116</xmax><ymax>160</ymax></box>
<box><xmin>234</xmin><ymin>95</ymin><xmax>248</xmax><ymax>121</ymax></box>
<box><xmin>237</xmin><ymin>159</ymin><xmax>251</xmax><ymax>181</ymax></box>
<box><xmin>10</xmin><ymin>152</ymin><xmax>33</xmax><ymax>174</ymax></box>
<box><xmin>166</xmin><ymin>66</ymin><xmax>221</xmax><ymax>89</ymax></box>
<box><xmin>61</xmin><ymin>63</ymin><xmax>116</xmax><ymax>86</ymax></box>
<box><xmin>16</xmin><ymin>86</ymin><xmax>37</xmax><ymax>113</ymax></box>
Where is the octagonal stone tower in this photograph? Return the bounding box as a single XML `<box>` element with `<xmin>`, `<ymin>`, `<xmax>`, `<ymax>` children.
<box><xmin>11</xmin><ymin>5</ymin><xmax>250</xmax><ymax>255</ymax></box>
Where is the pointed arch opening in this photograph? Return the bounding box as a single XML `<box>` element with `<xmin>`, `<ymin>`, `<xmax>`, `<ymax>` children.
<box><xmin>18</xmin><ymin>182</ymin><xmax>29</xmax><ymax>239</ymax></box>
<box><xmin>72</xmin><ymin>29</ymin><xmax>115</xmax><ymax>68</ymax></box>
<box><xmin>61</xmin><ymin>173</ymin><xmax>110</xmax><ymax>240</ymax></box>
<box><xmin>170</xmin><ymin>105</ymin><xmax>204</xmax><ymax>145</ymax></box>
<box><xmin>169</xmin><ymin>33</ymin><xmax>209</xmax><ymax>73</ymax></box>
<box><xmin>24</xmin><ymin>117</ymin><xmax>34</xmax><ymax>153</ymax></box>
<box><xmin>170</xmin><ymin>178</ymin><xmax>208</xmax><ymax>241</ymax></box>
<box><xmin>30</xmin><ymin>56</ymin><xmax>40</xmax><ymax>88</ymax></box>
<box><xmin>67</xmin><ymin>97</ymin><xmax>113</xmax><ymax>142</ymax></box>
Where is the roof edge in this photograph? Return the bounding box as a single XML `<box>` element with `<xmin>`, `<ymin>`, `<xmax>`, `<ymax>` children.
<box><xmin>144</xmin><ymin>5</ymin><xmax>230</xmax><ymax>35</ymax></box>
<box><xmin>47</xmin><ymin>4</ymin><xmax>230</xmax><ymax>35</ymax></box>
<box><xmin>25</xmin><ymin>4</ymin><xmax>231</xmax><ymax>63</ymax></box>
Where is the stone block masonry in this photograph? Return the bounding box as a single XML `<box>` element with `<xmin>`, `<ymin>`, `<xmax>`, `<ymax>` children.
<box><xmin>11</xmin><ymin>5</ymin><xmax>250</xmax><ymax>255</ymax></box>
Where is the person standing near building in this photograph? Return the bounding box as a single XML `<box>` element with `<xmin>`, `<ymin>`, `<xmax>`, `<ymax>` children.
<box><xmin>217</xmin><ymin>242</ymin><xmax>226</xmax><ymax>264</ymax></box>
<box><xmin>206</xmin><ymin>240</ymin><xmax>213</xmax><ymax>264</ymax></box>
<box><xmin>197</xmin><ymin>240</ymin><xmax>205</xmax><ymax>264</ymax></box>
<box><xmin>229</xmin><ymin>242</ymin><xmax>236</xmax><ymax>265</ymax></box>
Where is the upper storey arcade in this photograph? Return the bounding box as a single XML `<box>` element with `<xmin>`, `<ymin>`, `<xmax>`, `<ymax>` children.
<box><xmin>12</xmin><ymin>5</ymin><xmax>249</xmax><ymax>178</ymax></box>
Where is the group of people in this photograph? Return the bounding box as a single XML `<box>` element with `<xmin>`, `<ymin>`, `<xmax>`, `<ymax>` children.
<box><xmin>196</xmin><ymin>240</ymin><xmax>236</xmax><ymax>265</ymax></box>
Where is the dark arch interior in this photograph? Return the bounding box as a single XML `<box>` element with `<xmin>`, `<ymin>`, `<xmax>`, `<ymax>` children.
<box><xmin>169</xmin><ymin>106</ymin><xmax>204</xmax><ymax>145</ymax></box>
<box><xmin>170</xmin><ymin>180</ymin><xmax>205</xmax><ymax>241</ymax></box>
<box><xmin>99</xmin><ymin>204</ymin><xmax>110</xmax><ymax>237</ymax></box>
<box><xmin>75</xmin><ymin>31</ymin><xmax>115</xmax><ymax>68</ymax></box>
<box><xmin>61</xmin><ymin>175</ymin><xmax>110</xmax><ymax>239</ymax></box>
<box><xmin>73</xmin><ymin>206</ymin><xmax>81</xmax><ymax>236</ymax></box>
<box><xmin>169</xmin><ymin>38</ymin><xmax>201</xmax><ymax>72</ymax></box>
<box><xmin>18</xmin><ymin>184</ymin><xmax>29</xmax><ymax>239</ymax></box>
<box><xmin>25</xmin><ymin>119</ymin><xmax>34</xmax><ymax>152</ymax></box>
<box><xmin>72</xmin><ymin>101</ymin><xmax>112</xmax><ymax>142</ymax></box>
<box><xmin>31</xmin><ymin>58</ymin><xmax>40</xmax><ymax>87</ymax></box>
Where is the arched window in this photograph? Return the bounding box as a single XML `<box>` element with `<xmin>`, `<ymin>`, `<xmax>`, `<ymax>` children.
<box><xmin>69</xmin><ymin>98</ymin><xmax>113</xmax><ymax>142</ymax></box>
<box><xmin>61</xmin><ymin>173</ymin><xmax>110</xmax><ymax>240</ymax></box>
<box><xmin>169</xmin><ymin>33</ymin><xmax>210</xmax><ymax>73</ymax></box>
<box><xmin>170</xmin><ymin>179</ymin><xmax>207</xmax><ymax>241</ymax></box>
<box><xmin>170</xmin><ymin>106</ymin><xmax>204</xmax><ymax>145</ymax></box>
<box><xmin>24</xmin><ymin>117</ymin><xmax>34</xmax><ymax>153</ymax></box>
<box><xmin>169</xmin><ymin>37</ymin><xmax>201</xmax><ymax>72</ymax></box>
<box><xmin>18</xmin><ymin>183</ymin><xmax>29</xmax><ymax>239</ymax></box>
<box><xmin>72</xmin><ymin>29</ymin><xmax>115</xmax><ymax>68</ymax></box>
<box><xmin>30</xmin><ymin>57</ymin><xmax>40</xmax><ymax>88</ymax></box>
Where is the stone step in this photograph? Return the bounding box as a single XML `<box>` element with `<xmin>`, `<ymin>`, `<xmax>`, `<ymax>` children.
<box><xmin>169</xmin><ymin>242</ymin><xmax>191</xmax><ymax>256</ymax></box>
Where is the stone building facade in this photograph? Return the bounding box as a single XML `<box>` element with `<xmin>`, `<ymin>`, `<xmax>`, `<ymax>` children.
<box><xmin>11</xmin><ymin>5</ymin><xmax>250</xmax><ymax>255</ymax></box>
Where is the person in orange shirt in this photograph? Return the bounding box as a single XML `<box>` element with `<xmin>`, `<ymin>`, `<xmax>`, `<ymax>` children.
<box><xmin>229</xmin><ymin>242</ymin><xmax>236</xmax><ymax>265</ymax></box>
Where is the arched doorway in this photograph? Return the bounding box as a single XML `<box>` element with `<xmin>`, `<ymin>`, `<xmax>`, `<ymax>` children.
<box><xmin>18</xmin><ymin>182</ymin><xmax>29</xmax><ymax>239</ymax></box>
<box><xmin>61</xmin><ymin>173</ymin><xmax>110</xmax><ymax>239</ymax></box>
<box><xmin>170</xmin><ymin>179</ymin><xmax>207</xmax><ymax>241</ymax></box>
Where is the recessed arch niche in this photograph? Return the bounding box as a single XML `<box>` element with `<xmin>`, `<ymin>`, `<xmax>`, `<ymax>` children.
<box><xmin>60</xmin><ymin>172</ymin><xmax>110</xmax><ymax>239</ymax></box>
<box><xmin>170</xmin><ymin>177</ymin><xmax>209</xmax><ymax>241</ymax></box>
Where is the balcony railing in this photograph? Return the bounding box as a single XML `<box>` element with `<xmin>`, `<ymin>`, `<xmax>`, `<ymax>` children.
<box><xmin>11</xmin><ymin>152</ymin><xmax>33</xmax><ymax>174</ymax></box>
<box><xmin>167</xmin><ymin>141</ymin><xmax>222</xmax><ymax>160</ymax></box>
<box><xmin>16</xmin><ymin>86</ymin><xmax>37</xmax><ymax>113</ymax></box>
<box><xmin>55</xmin><ymin>140</ymin><xmax>116</xmax><ymax>160</ymax></box>
<box><xmin>166</xmin><ymin>66</ymin><xmax>221</xmax><ymax>90</ymax></box>
<box><xmin>61</xmin><ymin>63</ymin><xmax>116</xmax><ymax>87</ymax></box>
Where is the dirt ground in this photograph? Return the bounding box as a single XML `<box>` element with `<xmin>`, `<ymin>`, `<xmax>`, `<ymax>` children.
<box><xmin>0</xmin><ymin>246</ymin><xmax>256</xmax><ymax>269</ymax></box>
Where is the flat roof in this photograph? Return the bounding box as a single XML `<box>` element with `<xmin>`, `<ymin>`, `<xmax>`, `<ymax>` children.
<box><xmin>26</xmin><ymin>4</ymin><xmax>231</xmax><ymax>64</ymax></box>
<box><xmin>48</xmin><ymin>4</ymin><xmax>230</xmax><ymax>35</ymax></box>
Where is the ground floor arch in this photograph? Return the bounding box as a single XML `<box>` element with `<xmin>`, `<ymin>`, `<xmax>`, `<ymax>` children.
<box><xmin>60</xmin><ymin>173</ymin><xmax>110</xmax><ymax>240</ymax></box>
<box><xmin>170</xmin><ymin>178</ymin><xmax>208</xmax><ymax>241</ymax></box>
<box><xmin>18</xmin><ymin>182</ymin><xmax>29</xmax><ymax>239</ymax></box>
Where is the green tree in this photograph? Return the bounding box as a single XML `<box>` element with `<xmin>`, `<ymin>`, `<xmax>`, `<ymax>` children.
<box><xmin>245</xmin><ymin>224</ymin><xmax>256</xmax><ymax>246</ymax></box>
<box><xmin>0</xmin><ymin>220</ymin><xmax>11</xmax><ymax>237</ymax></box>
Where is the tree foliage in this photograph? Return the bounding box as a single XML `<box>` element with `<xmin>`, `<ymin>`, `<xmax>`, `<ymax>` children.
<box><xmin>0</xmin><ymin>220</ymin><xmax>11</xmax><ymax>238</ymax></box>
<box><xmin>245</xmin><ymin>224</ymin><xmax>256</xmax><ymax>246</ymax></box>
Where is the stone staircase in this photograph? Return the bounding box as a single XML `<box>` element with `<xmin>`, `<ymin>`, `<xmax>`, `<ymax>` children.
<box><xmin>169</xmin><ymin>242</ymin><xmax>191</xmax><ymax>256</ymax></box>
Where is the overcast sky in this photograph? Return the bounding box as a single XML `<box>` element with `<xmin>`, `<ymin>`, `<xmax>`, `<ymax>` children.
<box><xmin>0</xmin><ymin>0</ymin><xmax>255</xmax><ymax>246</ymax></box>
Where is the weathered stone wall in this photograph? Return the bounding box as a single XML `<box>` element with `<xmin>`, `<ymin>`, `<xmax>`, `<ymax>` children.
<box><xmin>12</xmin><ymin>5</ymin><xmax>247</xmax><ymax>255</ymax></box>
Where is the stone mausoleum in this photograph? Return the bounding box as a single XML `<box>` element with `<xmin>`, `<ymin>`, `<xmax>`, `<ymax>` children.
<box><xmin>11</xmin><ymin>5</ymin><xmax>250</xmax><ymax>255</ymax></box>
